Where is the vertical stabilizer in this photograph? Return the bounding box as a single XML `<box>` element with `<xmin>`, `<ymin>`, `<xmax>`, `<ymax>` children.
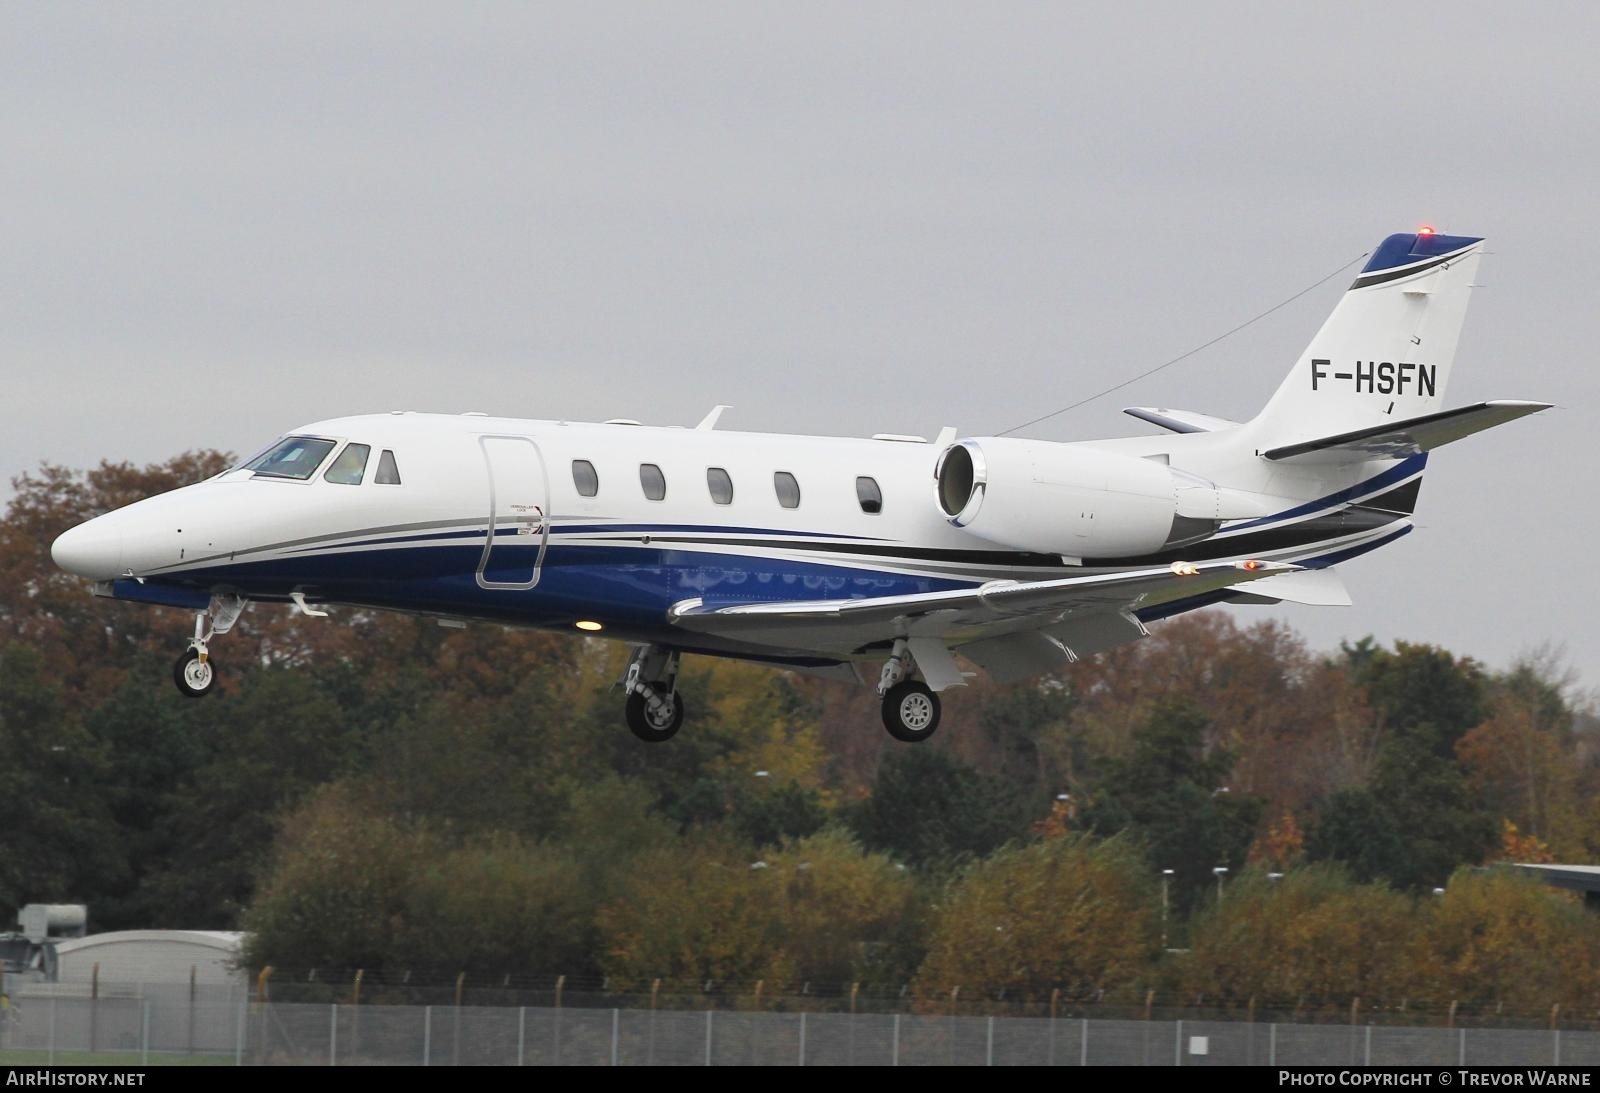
<box><xmin>1248</xmin><ymin>231</ymin><xmax>1484</xmax><ymax>451</ymax></box>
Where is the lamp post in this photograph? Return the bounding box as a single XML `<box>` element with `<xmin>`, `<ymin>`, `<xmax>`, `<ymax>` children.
<box><xmin>1160</xmin><ymin>869</ymin><xmax>1174</xmax><ymax>949</ymax></box>
<box><xmin>1213</xmin><ymin>865</ymin><xmax>1229</xmax><ymax>903</ymax></box>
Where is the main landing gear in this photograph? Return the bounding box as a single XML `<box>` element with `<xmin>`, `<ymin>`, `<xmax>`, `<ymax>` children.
<box><xmin>172</xmin><ymin>593</ymin><xmax>247</xmax><ymax>698</ymax></box>
<box><xmin>877</xmin><ymin>638</ymin><xmax>941</xmax><ymax>743</ymax></box>
<box><xmin>621</xmin><ymin>645</ymin><xmax>685</xmax><ymax>743</ymax></box>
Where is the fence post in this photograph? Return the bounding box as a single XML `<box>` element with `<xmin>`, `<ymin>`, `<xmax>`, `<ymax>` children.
<box><xmin>48</xmin><ymin>996</ymin><xmax>56</xmax><ymax>1065</ymax></box>
<box><xmin>554</xmin><ymin>976</ymin><xmax>564</xmax><ymax>1065</ymax></box>
<box><xmin>453</xmin><ymin>972</ymin><xmax>464</xmax><ymax>1067</ymax></box>
<box><xmin>188</xmin><ymin>964</ymin><xmax>197</xmax><ymax>1057</ymax></box>
<box><xmin>349</xmin><ymin>968</ymin><xmax>363</xmax><ymax>1062</ymax></box>
<box><xmin>141</xmin><ymin>1000</ymin><xmax>150</xmax><ymax>1066</ymax></box>
<box><xmin>1364</xmin><ymin>1024</ymin><xmax>1371</xmax><ymax>1066</ymax></box>
<box><xmin>1048</xmin><ymin>988</ymin><xmax>1060</xmax><ymax>1066</ymax></box>
<box><xmin>234</xmin><ymin>996</ymin><xmax>246</xmax><ymax>1067</ymax></box>
<box><xmin>1175</xmin><ymin>1018</ymin><xmax>1183</xmax><ymax>1066</ymax></box>
<box><xmin>892</xmin><ymin>1013</ymin><xmax>900</xmax><ymax>1067</ymax></box>
<box><xmin>987</xmin><ymin>1015</ymin><xmax>995</xmax><ymax>1066</ymax></box>
<box><xmin>90</xmin><ymin>961</ymin><xmax>99</xmax><ymax>1054</ymax></box>
<box><xmin>1554</xmin><ymin>1028</ymin><xmax>1562</xmax><ymax>1066</ymax></box>
<box><xmin>611</xmin><ymin>1008</ymin><xmax>619</xmax><ymax>1067</ymax></box>
<box><xmin>517</xmin><ymin>1006</ymin><xmax>525</xmax><ymax>1067</ymax></box>
<box><xmin>255</xmin><ymin>966</ymin><xmax>273</xmax><ymax>1068</ymax></box>
<box><xmin>704</xmin><ymin>1009</ymin><xmax>713</xmax><ymax>1066</ymax></box>
<box><xmin>1080</xmin><ymin>1017</ymin><xmax>1088</xmax><ymax>1066</ymax></box>
<box><xmin>330</xmin><ymin>1003</ymin><xmax>338</xmax><ymax>1066</ymax></box>
<box><xmin>423</xmin><ymin>1004</ymin><xmax>431</xmax><ymax>1066</ymax></box>
<box><xmin>1269</xmin><ymin>1022</ymin><xmax>1277</xmax><ymax>1067</ymax></box>
<box><xmin>798</xmin><ymin>1011</ymin><xmax>807</xmax><ymax>1067</ymax></box>
<box><xmin>1458</xmin><ymin>1026</ymin><xmax>1466</xmax><ymax>1066</ymax></box>
<box><xmin>648</xmin><ymin>978</ymin><xmax>660</xmax><ymax>1065</ymax></box>
<box><xmin>848</xmin><ymin>983</ymin><xmax>859</xmax><ymax>1066</ymax></box>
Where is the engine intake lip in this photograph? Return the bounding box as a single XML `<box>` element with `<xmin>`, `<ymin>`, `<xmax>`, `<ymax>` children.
<box><xmin>934</xmin><ymin>440</ymin><xmax>986</xmax><ymax>527</ymax></box>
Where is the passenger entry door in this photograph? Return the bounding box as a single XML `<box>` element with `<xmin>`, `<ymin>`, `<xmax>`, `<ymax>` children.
<box><xmin>477</xmin><ymin>436</ymin><xmax>549</xmax><ymax>590</ymax></box>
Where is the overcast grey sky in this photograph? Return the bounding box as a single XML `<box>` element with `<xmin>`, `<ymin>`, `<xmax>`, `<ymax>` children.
<box><xmin>3</xmin><ymin>3</ymin><xmax>1595</xmax><ymax>683</ymax></box>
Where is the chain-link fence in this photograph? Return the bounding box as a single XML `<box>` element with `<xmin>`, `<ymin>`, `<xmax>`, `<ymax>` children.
<box><xmin>4</xmin><ymin>997</ymin><xmax>1597</xmax><ymax>1065</ymax></box>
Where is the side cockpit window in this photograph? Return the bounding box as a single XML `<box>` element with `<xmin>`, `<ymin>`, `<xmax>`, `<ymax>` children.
<box><xmin>375</xmin><ymin>449</ymin><xmax>402</xmax><ymax>485</ymax></box>
<box><xmin>246</xmin><ymin>436</ymin><xmax>337</xmax><ymax>480</ymax></box>
<box><xmin>324</xmin><ymin>443</ymin><xmax>371</xmax><ymax>485</ymax></box>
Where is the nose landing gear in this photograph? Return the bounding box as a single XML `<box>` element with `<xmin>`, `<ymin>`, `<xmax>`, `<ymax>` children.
<box><xmin>621</xmin><ymin>645</ymin><xmax>685</xmax><ymax>742</ymax></box>
<box><xmin>877</xmin><ymin>638</ymin><xmax>941</xmax><ymax>742</ymax></box>
<box><xmin>172</xmin><ymin>593</ymin><xmax>247</xmax><ymax>698</ymax></box>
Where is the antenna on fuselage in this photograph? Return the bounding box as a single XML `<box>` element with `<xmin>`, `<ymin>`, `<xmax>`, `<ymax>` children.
<box><xmin>695</xmin><ymin>405</ymin><xmax>732</xmax><ymax>431</ymax></box>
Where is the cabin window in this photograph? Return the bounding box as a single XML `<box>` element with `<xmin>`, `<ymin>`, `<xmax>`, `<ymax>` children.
<box><xmin>323</xmin><ymin>443</ymin><xmax>371</xmax><ymax>485</ymax></box>
<box><xmin>246</xmin><ymin>436</ymin><xmax>337</xmax><ymax>480</ymax></box>
<box><xmin>856</xmin><ymin>476</ymin><xmax>883</xmax><ymax>514</ymax></box>
<box><xmin>773</xmin><ymin>471</ymin><xmax>801</xmax><ymax>510</ymax></box>
<box><xmin>707</xmin><ymin>467</ymin><xmax>734</xmax><ymax>505</ymax></box>
<box><xmin>572</xmin><ymin>459</ymin><xmax>600</xmax><ymax>497</ymax></box>
<box><xmin>640</xmin><ymin>463</ymin><xmax>667</xmax><ymax>501</ymax></box>
<box><xmin>375</xmin><ymin>449</ymin><xmax>402</xmax><ymax>485</ymax></box>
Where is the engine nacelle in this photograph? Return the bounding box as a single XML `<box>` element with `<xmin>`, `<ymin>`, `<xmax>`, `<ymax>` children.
<box><xmin>934</xmin><ymin>438</ymin><xmax>1222</xmax><ymax>558</ymax></box>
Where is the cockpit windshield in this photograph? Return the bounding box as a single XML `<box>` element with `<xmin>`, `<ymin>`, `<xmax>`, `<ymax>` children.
<box><xmin>244</xmin><ymin>436</ymin><xmax>338</xmax><ymax>480</ymax></box>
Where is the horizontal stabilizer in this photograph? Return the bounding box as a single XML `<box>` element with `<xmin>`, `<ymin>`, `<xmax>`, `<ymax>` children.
<box><xmin>1124</xmin><ymin>407</ymin><xmax>1242</xmax><ymax>434</ymax></box>
<box><xmin>1262</xmin><ymin>400</ymin><xmax>1551</xmax><ymax>464</ymax></box>
<box><xmin>1227</xmin><ymin>566</ymin><xmax>1352</xmax><ymax>606</ymax></box>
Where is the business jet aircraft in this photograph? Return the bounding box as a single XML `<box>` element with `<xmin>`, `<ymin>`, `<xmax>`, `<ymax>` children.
<box><xmin>52</xmin><ymin>230</ymin><xmax>1547</xmax><ymax>743</ymax></box>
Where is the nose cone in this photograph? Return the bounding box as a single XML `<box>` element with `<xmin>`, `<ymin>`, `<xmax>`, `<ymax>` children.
<box><xmin>52</xmin><ymin>517</ymin><xmax>124</xmax><ymax>580</ymax></box>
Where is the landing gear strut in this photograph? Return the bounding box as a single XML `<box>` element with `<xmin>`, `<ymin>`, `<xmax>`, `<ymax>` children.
<box><xmin>173</xmin><ymin>593</ymin><xmax>246</xmax><ymax>698</ymax></box>
<box><xmin>621</xmin><ymin>645</ymin><xmax>685</xmax><ymax>742</ymax></box>
<box><xmin>877</xmin><ymin>638</ymin><xmax>941</xmax><ymax>742</ymax></box>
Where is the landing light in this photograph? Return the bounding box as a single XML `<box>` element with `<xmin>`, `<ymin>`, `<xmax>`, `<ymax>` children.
<box><xmin>1170</xmin><ymin>561</ymin><xmax>1200</xmax><ymax>576</ymax></box>
<box><xmin>575</xmin><ymin>620</ymin><xmax>604</xmax><ymax>632</ymax></box>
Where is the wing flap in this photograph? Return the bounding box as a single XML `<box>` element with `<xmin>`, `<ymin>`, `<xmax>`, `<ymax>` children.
<box><xmin>1226</xmin><ymin>566</ymin><xmax>1353</xmax><ymax>606</ymax></box>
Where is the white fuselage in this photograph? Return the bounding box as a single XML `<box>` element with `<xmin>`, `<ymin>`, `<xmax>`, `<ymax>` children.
<box><xmin>51</xmin><ymin>410</ymin><xmax>1416</xmax><ymax>668</ymax></box>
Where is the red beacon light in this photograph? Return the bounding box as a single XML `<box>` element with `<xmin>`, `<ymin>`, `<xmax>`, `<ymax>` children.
<box><xmin>1418</xmin><ymin>225</ymin><xmax>1436</xmax><ymax>236</ymax></box>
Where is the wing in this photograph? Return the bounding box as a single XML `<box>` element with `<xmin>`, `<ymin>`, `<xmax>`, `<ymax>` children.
<box><xmin>669</xmin><ymin>559</ymin><xmax>1296</xmax><ymax>686</ymax></box>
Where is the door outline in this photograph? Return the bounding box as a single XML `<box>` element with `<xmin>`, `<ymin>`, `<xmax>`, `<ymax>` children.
<box><xmin>476</xmin><ymin>435</ymin><xmax>549</xmax><ymax>590</ymax></box>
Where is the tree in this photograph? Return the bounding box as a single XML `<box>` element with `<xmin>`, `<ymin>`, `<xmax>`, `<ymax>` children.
<box><xmin>1182</xmin><ymin>866</ymin><xmax>1414</xmax><ymax>1009</ymax></box>
<box><xmin>847</xmin><ymin>747</ymin><xmax>1031</xmax><ymax>869</ymax></box>
<box><xmin>1410</xmin><ymin>868</ymin><xmax>1600</xmax><ymax>1014</ymax></box>
<box><xmin>596</xmin><ymin>829</ymin><xmax>921</xmax><ymax>991</ymax></box>
<box><xmin>1082</xmin><ymin>697</ymin><xmax>1262</xmax><ymax>913</ymax></box>
<box><xmin>1457</xmin><ymin>652</ymin><xmax>1589</xmax><ymax>857</ymax></box>
<box><xmin>0</xmin><ymin>645</ymin><xmax>123</xmax><ymax>915</ymax></box>
<box><xmin>914</xmin><ymin>834</ymin><xmax>1157</xmax><ymax>1005</ymax></box>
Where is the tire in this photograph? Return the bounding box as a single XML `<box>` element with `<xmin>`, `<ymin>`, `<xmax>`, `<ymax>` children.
<box><xmin>881</xmin><ymin>680</ymin><xmax>940</xmax><ymax>742</ymax></box>
<box><xmin>173</xmin><ymin>649</ymin><xmax>216</xmax><ymax>698</ymax></box>
<box><xmin>625</xmin><ymin>685</ymin><xmax>685</xmax><ymax>742</ymax></box>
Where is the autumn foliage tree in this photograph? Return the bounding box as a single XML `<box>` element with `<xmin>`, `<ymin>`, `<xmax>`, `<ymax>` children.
<box><xmin>914</xmin><ymin>835</ymin><xmax>1158</xmax><ymax>1006</ymax></box>
<box><xmin>1181</xmin><ymin>867</ymin><xmax>1415</xmax><ymax>1010</ymax></box>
